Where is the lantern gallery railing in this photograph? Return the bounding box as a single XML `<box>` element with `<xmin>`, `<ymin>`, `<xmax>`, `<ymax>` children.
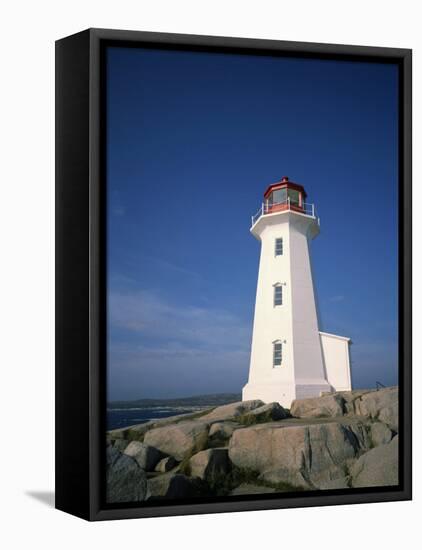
<box><xmin>251</xmin><ymin>198</ymin><xmax>318</xmax><ymax>227</ymax></box>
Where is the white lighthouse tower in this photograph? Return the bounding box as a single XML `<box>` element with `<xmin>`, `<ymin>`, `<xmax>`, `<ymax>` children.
<box><xmin>243</xmin><ymin>176</ymin><xmax>352</xmax><ymax>407</ymax></box>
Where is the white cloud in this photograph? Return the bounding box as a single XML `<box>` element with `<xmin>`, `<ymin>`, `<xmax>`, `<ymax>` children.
<box><xmin>107</xmin><ymin>290</ymin><xmax>252</xmax><ymax>398</ymax></box>
<box><xmin>108</xmin><ymin>290</ymin><xmax>251</xmax><ymax>351</ymax></box>
<box><xmin>112</xmin><ymin>206</ymin><xmax>126</xmax><ymax>216</ymax></box>
<box><xmin>329</xmin><ymin>294</ymin><xmax>345</xmax><ymax>303</ymax></box>
<box><xmin>143</xmin><ymin>256</ymin><xmax>203</xmax><ymax>282</ymax></box>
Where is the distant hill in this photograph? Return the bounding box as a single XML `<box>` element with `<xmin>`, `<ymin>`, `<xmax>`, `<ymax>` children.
<box><xmin>108</xmin><ymin>393</ymin><xmax>242</xmax><ymax>410</ymax></box>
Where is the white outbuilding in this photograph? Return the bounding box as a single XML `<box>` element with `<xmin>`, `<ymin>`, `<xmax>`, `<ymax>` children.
<box><xmin>243</xmin><ymin>176</ymin><xmax>352</xmax><ymax>408</ymax></box>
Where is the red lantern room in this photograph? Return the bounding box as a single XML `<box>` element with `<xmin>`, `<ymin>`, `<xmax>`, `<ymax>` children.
<box><xmin>263</xmin><ymin>176</ymin><xmax>307</xmax><ymax>214</ymax></box>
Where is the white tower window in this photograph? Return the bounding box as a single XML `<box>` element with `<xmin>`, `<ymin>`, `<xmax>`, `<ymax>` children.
<box><xmin>275</xmin><ymin>237</ymin><xmax>283</xmax><ymax>256</ymax></box>
<box><xmin>273</xmin><ymin>340</ymin><xmax>283</xmax><ymax>367</ymax></box>
<box><xmin>273</xmin><ymin>284</ymin><xmax>283</xmax><ymax>306</ymax></box>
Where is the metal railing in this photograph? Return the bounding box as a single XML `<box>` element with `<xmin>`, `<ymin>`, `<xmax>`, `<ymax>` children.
<box><xmin>251</xmin><ymin>198</ymin><xmax>317</xmax><ymax>227</ymax></box>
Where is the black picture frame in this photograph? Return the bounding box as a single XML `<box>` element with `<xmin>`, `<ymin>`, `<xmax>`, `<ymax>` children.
<box><xmin>55</xmin><ymin>28</ymin><xmax>412</xmax><ymax>521</ymax></box>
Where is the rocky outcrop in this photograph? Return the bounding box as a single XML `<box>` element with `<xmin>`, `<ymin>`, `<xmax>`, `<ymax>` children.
<box><xmin>147</xmin><ymin>473</ymin><xmax>202</xmax><ymax>499</ymax></box>
<box><xmin>317</xmin><ymin>477</ymin><xmax>350</xmax><ymax>490</ymax></box>
<box><xmin>238</xmin><ymin>402</ymin><xmax>289</xmax><ymax>424</ymax></box>
<box><xmin>291</xmin><ymin>387</ymin><xmax>398</xmax><ymax>432</ymax></box>
<box><xmin>107</xmin><ymin>409</ymin><xmax>214</xmax><ymax>442</ymax></box>
<box><xmin>229</xmin><ymin>420</ymin><xmax>371</xmax><ymax>488</ymax></box>
<box><xmin>123</xmin><ymin>441</ymin><xmax>165</xmax><ymax>471</ymax></box>
<box><xmin>109</xmin><ymin>438</ymin><xmax>129</xmax><ymax>452</ymax></box>
<box><xmin>108</xmin><ymin>399</ymin><xmax>283</xmax><ymax>444</ymax></box>
<box><xmin>370</xmin><ymin>422</ymin><xmax>393</xmax><ymax>446</ymax></box>
<box><xmin>290</xmin><ymin>394</ymin><xmax>345</xmax><ymax>418</ymax></box>
<box><xmin>106</xmin><ymin>446</ymin><xmax>148</xmax><ymax>503</ymax></box>
<box><xmin>189</xmin><ymin>448</ymin><xmax>231</xmax><ymax>481</ymax></box>
<box><xmin>143</xmin><ymin>420</ymin><xmax>210</xmax><ymax>461</ymax></box>
<box><xmin>106</xmin><ymin>388</ymin><xmax>399</xmax><ymax>501</ymax></box>
<box><xmin>356</xmin><ymin>387</ymin><xmax>398</xmax><ymax>432</ymax></box>
<box><xmin>155</xmin><ymin>456</ymin><xmax>178</xmax><ymax>473</ymax></box>
<box><xmin>258</xmin><ymin>468</ymin><xmax>312</xmax><ymax>490</ymax></box>
<box><xmin>208</xmin><ymin>421</ymin><xmax>240</xmax><ymax>441</ymax></box>
<box><xmin>350</xmin><ymin>436</ymin><xmax>399</xmax><ymax>488</ymax></box>
<box><xmin>200</xmin><ymin>400</ymin><xmax>264</xmax><ymax>422</ymax></box>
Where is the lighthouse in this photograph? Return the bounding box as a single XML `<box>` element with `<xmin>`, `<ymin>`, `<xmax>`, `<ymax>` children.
<box><xmin>243</xmin><ymin>176</ymin><xmax>352</xmax><ymax>407</ymax></box>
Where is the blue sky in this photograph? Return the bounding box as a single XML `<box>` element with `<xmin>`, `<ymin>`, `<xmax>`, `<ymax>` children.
<box><xmin>106</xmin><ymin>46</ymin><xmax>398</xmax><ymax>401</ymax></box>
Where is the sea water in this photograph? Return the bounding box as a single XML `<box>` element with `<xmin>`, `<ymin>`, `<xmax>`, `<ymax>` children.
<box><xmin>107</xmin><ymin>406</ymin><xmax>207</xmax><ymax>430</ymax></box>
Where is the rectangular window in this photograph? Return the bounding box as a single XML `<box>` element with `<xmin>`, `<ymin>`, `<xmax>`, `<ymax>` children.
<box><xmin>272</xmin><ymin>188</ymin><xmax>287</xmax><ymax>205</ymax></box>
<box><xmin>288</xmin><ymin>188</ymin><xmax>300</xmax><ymax>206</ymax></box>
<box><xmin>274</xmin><ymin>285</ymin><xmax>283</xmax><ymax>306</ymax></box>
<box><xmin>275</xmin><ymin>237</ymin><xmax>283</xmax><ymax>256</ymax></box>
<box><xmin>273</xmin><ymin>342</ymin><xmax>282</xmax><ymax>366</ymax></box>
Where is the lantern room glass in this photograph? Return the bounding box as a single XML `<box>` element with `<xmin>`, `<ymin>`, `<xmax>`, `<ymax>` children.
<box><xmin>267</xmin><ymin>187</ymin><xmax>302</xmax><ymax>208</ymax></box>
<box><xmin>288</xmin><ymin>188</ymin><xmax>300</xmax><ymax>206</ymax></box>
<box><xmin>268</xmin><ymin>188</ymin><xmax>287</xmax><ymax>206</ymax></box>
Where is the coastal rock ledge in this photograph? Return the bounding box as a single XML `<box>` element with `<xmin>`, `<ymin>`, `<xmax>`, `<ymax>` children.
<box><xmin>106</xmin><ymin>386</ymin><xmax>399</xmax><ymax>502</ymax></box>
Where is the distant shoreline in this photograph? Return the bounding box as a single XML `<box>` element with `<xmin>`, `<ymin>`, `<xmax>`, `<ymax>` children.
<box><xmin>107</xmin><ymin>393</ymin><xmax>242</xmax><ymax>430</ymax></box>
<box><xmin>107</xmin><ymin>393</ymin><xmax>242</xmax><ymax>411</ymax></box>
